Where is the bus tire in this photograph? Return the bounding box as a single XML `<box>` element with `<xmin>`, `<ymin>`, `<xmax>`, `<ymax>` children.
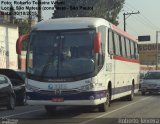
<box><xmin>98</xmin><ymin>91</ymin><xmax>110</xmax><ymax>112</ymax></box>
<box><xmin>18</xmin><ymin>93</ymin><xmax>27</xmax><ymax>106</ymax></box>
<box><xmin>45</xmin><ymin>105</ymin><xmax>57</xmax><ymax>113</ymax></box>
<box><xmin>126</xmin><ymin>85</ymin><xmax>134</xmax><ymax>101</ymax></box>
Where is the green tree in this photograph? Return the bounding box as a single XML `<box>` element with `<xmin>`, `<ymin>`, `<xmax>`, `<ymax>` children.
<box><xmin>9</xmin><ymin>4</ymin><xmax>15</xmax><ymax>23</ymax></box>
<box><xmin>14</xmin><ymin>19</ymin><xmax>29</xmax><ymax>50</ymax></box>
<box><xmin>53</xmin><ymin>0</ymin><xmax>125</xmax><ymax>25</ymax></box>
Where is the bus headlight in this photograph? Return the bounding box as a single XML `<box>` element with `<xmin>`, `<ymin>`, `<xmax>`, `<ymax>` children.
<box><xmin>26</xmin><ymin>84</ymin><xmax>40</xmax><ymax>92</ymax></box>
<box><xmin>79</xmin><ymin>83</ymin><xmax>95</xmax><ymax>91</ymax></box>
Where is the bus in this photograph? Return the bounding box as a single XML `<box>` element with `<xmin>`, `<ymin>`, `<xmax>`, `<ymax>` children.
<box><xmin>16</xmin><ymin>17</ymin><xmax>140</xmax><ymax>113</ymax></box>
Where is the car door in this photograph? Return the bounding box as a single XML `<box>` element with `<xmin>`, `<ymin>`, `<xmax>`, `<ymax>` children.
<box><xmin>0</xmin><ymin>75</ymin><xmax>12</xmax><ymax>105</ymax></box>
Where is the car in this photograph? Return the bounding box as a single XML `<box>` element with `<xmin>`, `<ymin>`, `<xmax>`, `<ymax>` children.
<box><xmin>0</xmin><ymin>74</ymin><xmax>16</xmax><ymax>110</ymax></box>
<box><xmin>0</xmin><ymin>69</ymin><xmax>26</xmax><ymax>105</ymax></box>
<box><xmin>141</xmin><ymin>70</ymin><xmax>160</xmax><ymax>95</ymax></box>
<box><xmin>139</xmin><ymin>71</ymin><xmax>148</xmax><ymax>90</ymax></box>
<box><xmin>16</xmin><ymin>70</ymin><xmax>26</xmax><ymax>81</ymax></box>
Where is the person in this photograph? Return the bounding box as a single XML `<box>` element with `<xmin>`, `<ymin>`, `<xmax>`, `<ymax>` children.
<box><xmin>62</xmin><ymin>47</ymin><xmax>71</xmax><ymax>60</ymax></box>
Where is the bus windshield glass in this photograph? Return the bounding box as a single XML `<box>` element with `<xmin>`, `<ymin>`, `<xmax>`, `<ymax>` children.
<box><xmin>27</xmin><ymin>29</ymin><xmax>95</xmax><ymax>79</ymax></box>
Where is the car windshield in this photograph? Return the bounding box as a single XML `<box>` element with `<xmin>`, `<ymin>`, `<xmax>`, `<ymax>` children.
<box><xmin>0</xmin><ymin>76</ymin><xmax>6</xmax><ymax>84</ymax></box>
<box><xmin>27</xmin><ymin>29</ymin><xmax>95</xmax><ymax>79</ymax></box>
<box><xmin>144</xmin><ymin>72</ymin><xmax>160</xmax><ymax>79</ymax></box>
<box><xmin>140</xmin><ymin>73</ymin><xmax>145</xmax><ymax>79</ymax></box>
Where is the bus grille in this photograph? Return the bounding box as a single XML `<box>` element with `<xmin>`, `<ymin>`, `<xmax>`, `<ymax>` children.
<box><xmin>38</xmin><ymin>89</ymin><xmax>81</xmax><ymax>95</ymax></box>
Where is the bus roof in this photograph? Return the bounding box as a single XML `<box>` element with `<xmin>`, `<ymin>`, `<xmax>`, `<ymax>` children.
<box><xmin>32</xmin><ymin>17</ymin><xmax>137</xmax><ymax>42</ymax></box>
<box><xmin>32</xmin><ymin>17</ymin><xmax>110</xmax><ymax>30</ymax></box>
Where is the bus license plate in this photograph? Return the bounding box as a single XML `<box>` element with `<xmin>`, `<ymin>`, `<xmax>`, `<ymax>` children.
<box><xmin>52</xmin><ymin>98</ymin><xmax>64</xmax><ymax>102</ymax></box>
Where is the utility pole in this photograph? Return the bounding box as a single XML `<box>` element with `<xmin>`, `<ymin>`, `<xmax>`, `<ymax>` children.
<box><xmin>28</xmin><ymin>9</ymin><xmax>32</xmax><ymax>32</ymax></box>
<box><xmin>38</xmin><ymin>0</ymin><xmax>42</xmax><ymax>22</ymax></box>
<box><xmin>123</xmin><ymin>11</ymin><xmax>140</xmax><ymax>31</ymax></box>
<box><xmin>9</xmin><ymin>4</ymin><xmax>15</xmax><ymax>24</ymax></box>
<box><xmin>156</xmin><ymin>31</ymin><xmax>160</xmax><ymax>70</ymax></box>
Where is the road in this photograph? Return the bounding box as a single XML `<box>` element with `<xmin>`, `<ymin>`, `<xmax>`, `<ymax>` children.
<box><xmin>0</xmin><ymin>92</ymin><xmax>160</xmax><ymax>124</ymax></box>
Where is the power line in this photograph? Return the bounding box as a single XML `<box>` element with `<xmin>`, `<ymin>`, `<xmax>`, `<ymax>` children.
<box><xmin>118</xmin><ymin>17</ymin><xmax>139</xmax><ymax>37</ymax></box>
<box><xmin>123</xmin><ymin>11</ymin><xmax>140</xmax><ymax>31</ymax></box>
<box><xmin>125</xmin><ymin>2</ymin><xmax>160</xmax><ymax>30</ymax></box>
<box><xmin>126</xmin><ymin>25</ymin><xmax>139</xmax><ymax>36</ymax></box>
<box><xmin>123</xmin><ymin>4</ymin><xmax>158</xmax><ymax>31</ymax></box>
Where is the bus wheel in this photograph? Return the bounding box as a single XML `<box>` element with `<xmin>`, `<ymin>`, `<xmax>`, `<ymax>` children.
<box><xmin>98</xmin><ymin>91</ymin><xmax>110</xmax><ymax>112</ymax></box>
<box><xmin>45</xmin><ymin>106</ymin><xmax>57</xmax><ymax>113</ymax></box>
<box><xmin>126</xmin><ymin>85</ymin><xmax>134</xmax><ymax>101</ymax></box>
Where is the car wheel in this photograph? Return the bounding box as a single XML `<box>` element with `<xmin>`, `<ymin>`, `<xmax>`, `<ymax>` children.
<box><xmin>141</xmin><ymin>91</ymin><xmax>146</xmax><ymax>95</ymax></box>
<box><xmin>148</xmin><ymin>92</ymin><xmax>153</xmax><ymax>95</ymax></box>
<box><xmin>98</xmin><ymin>90</ymin><xmax>110</xmax><ymax>112</ymax></box>
<box><xmin>45</xmin><ymin>106</ymin><xmax>57</xmax><ymax>114</ymax></box>
<box><xmin>7</xmin><ymin>95</ymin><xmax>15</xmax><ymax>110</ymax></box>
<box><xmin>18</xmin><ymin>93</ymin><xmax>27</xmax><ymax>106</ymax></box>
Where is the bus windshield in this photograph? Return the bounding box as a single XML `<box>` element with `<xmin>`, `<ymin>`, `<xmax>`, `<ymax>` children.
<box><xmin>27</xmin><ymin>29</ymin><xmax>96</xmax><ymax>80</ymax></box>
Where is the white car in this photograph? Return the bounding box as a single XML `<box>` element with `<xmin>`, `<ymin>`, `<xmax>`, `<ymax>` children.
<box><xmin>141</xmin><ymin>70</ymin><xmax>160</xmax><ymax>95</ymax></box>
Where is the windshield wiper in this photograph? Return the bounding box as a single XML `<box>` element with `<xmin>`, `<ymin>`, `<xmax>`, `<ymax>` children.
<box><xmin>39</xmin><ymin>63</ymin><xmax>50</xmax><ymax>80</ymax></box>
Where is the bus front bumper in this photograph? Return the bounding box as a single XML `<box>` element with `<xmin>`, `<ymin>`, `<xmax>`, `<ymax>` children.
<box><xmin>27</xmin><ymin>98</ymin><xmax>106</xmax><ymax>106</ymax></box>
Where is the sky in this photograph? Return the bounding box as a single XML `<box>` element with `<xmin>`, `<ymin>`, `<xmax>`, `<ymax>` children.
<box><xmin>42</xmin><ymin>0</ymin><xmax>160</xmax><ymax>43</ymax></box>
<box><xmin>0</xmin><ymin>0</ymin><xmax>160</xmax><ymax>43</ymax></box>
<box><xmin>118</xmin><ymin>0</ymin><xmax>160</xmax><ymax>43</ymax></box>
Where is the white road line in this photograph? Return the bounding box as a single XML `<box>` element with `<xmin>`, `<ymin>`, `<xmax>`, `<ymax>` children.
<box><xmin>0</xmin><ymin>96</ymin><xmax>151</xmax><ymax>121</ymax></box>
<box><xmin>80</xmin><ymin>96</ymin><xmax>151</xmax><ymax>124</ymax></box>
<box><xmin>1</xmin><ymin>109</ymin><xmax>44</xmax><ymax>118</ymax></box>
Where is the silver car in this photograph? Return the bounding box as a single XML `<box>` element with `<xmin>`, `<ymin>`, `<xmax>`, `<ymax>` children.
<box><xmin>141</xmin><ymin>70</ymin><xmax>160</xmax><ymax>95</ymax></box>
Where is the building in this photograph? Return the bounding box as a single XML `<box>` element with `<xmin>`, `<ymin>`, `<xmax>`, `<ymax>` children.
<box><xmin>15</xmin><ymin>18</ymin><xmax>36</xmax><ymax>27</ymax></box>
<box><xmin>138</xmin><ymin>43</ymin><xmax>160</xmax><ymax>70</ymax></box>
<box><xmin>0</xmin><ymin>23</ymin><xmax>19</xmax><ymax>69</ymax></box>
<box><xmin>0</xmin><ymin>11</ymin><xmax>11</xmax><ymax>23</ymax></box>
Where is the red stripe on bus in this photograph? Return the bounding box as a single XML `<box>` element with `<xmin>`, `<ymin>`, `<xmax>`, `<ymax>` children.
<box><xmin>111</xmin><ymin>24</ymin><xmax>137</xmax><ymax>42</ymax></box>
<box><xmin>113</xmin><ymin>56</ymin><xmax>140</xmax><ymax>63</ymax></box>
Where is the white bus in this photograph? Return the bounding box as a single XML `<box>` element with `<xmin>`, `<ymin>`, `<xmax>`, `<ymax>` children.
<box><xmin>16</xmin><ymin>18</ymin><xmax>140</xmax><ymax>113</ymax></box>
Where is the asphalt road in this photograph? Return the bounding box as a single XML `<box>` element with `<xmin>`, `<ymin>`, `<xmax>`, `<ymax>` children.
<box><xmin>1</xmin><ymin>92</ymin><xmax>160</xmax><ymax>124</ymax></box>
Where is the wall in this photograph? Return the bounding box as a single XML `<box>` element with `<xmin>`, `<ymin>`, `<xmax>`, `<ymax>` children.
<box><xmin>0</xmin><ymin>24</ymin><xmax>18</xmax><ymax>69</ymax></box>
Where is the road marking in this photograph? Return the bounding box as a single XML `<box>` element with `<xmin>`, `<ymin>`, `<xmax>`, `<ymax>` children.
<box><xmin>80</xmin><ymin>96</ymin><xmax>151</xmax><ymax>124</ymax></box>
<box><xmin>0</xmin><ymin>96</ymin><xmax>151</xmax><ymax>121</ymax></box>
<box><xmin>1</xmin><ymin>109</ymin><xmax>44</xmax><ymax>118</ymax></box>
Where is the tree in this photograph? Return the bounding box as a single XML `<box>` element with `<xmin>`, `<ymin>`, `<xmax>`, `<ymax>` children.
<box><xmin>53</xmin><ymin>0</ymin><xmax>125</xmax><ymax>25</ymax></box>
<box><xmin>14</xmin><ymin>19</ymin><xmax>29</xmax><ymax>50</ymax></box>
<box><xmin>9</xmin><ymin>4</ymin><xmax>15</xmax><ymax>24</ymax></box>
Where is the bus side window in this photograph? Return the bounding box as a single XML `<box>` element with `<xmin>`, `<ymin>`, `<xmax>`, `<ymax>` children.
<box><xmin>119</xmin><ymin>35</ymin><xmax>123</xmax><ymax>56</ymax></box>
<box><xmin>130</xmin><ymin>41</ymin><xmax>135</xmax><ymax>59</ymax></box>
<box><xmin>108</xmin><ymin>29</ymin><xmax>115</xmax><ymax>55</ymax></box>
<box><xmin>114</xmin><ymin>33</ymin><xmax>121</xmax><ymax>56</ymax></box>
<box><xmin>97</xmin><ymin>26</ymin><xmax>106</xmax><ymax>67</ymax></box>
<box><xmin>134</xmin><ymin>43</ymin><xmax>139</xmax><ymax>59</ymax></box>
<box><xmin>125</xmin><ymin>38</ymin><xmax>131</xmax><ymax>58</ymax></box>
<box><xmin>120</xmin><ymin>36</ymin><xmax>127</xmax><ymax>57</ymax></box>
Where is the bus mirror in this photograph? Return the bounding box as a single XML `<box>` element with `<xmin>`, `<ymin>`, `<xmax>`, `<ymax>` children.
<box><xmin>16</xmin><ymin>34</ymin><xmax>29</xmax><ymax>54</ymax></box>
<box><xmin>93</xmin><ymin>32</ymin><xmax>101</xmax><ymax>53</ymax></box>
